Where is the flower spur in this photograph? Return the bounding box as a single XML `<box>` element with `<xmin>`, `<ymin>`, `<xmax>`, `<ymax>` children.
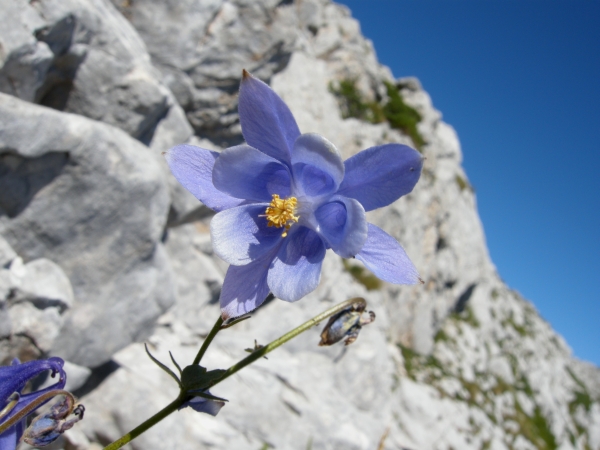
<box><xmin>0</xmin><ymin>357</ymin><xmax>83</xmax><ymax>449</ymax></box>
<box><xmin>166</xmin><ymin>70</ymin><xmax>423</xmax><ymax>319</ymax></box>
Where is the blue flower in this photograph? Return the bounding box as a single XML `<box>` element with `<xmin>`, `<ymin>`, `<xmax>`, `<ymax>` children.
<box><xmin>0</xmin><ymin>358</ymin><xmax>66</xmax><ymax>450</ymax></box>
<box><xmin>166</xmin><ymin>70</ymin><xmax>423</xmax><ymax>319</ymax></box>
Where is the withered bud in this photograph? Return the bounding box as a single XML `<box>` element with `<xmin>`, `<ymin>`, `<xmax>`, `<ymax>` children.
<box><xmin>319</xmin><ymin>302</ymin><xmax>376</xmax><ymax>346</ymax></box>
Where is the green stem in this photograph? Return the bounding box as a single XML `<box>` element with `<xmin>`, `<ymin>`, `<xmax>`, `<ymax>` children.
<box><xmin>209</xmin><ymin>297</ymin><xmax>365</xmax><ymax>386</ymax></box>
<box><xmin>193</xmin><ymin>316</ymin><xmax>224</xmax><ymax>365</ymax></box>
<box><xmin>103</xmin><ymin>297</ymin><xmax>365</xmax><ymax>449</ymax></box>
<box><xmin>103</xmin><ymin>396</ymin><xmax>184</xmax><ymax>450</ymax></box>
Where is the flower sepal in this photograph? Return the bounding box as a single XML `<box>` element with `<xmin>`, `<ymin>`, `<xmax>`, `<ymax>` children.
<box><xmin>186</xmin><ymin>390</ymin><xmax>228</xmax><ymax>403</ymax></box>
<box><xmin>143</xmin><ymin>344</ymin><xmax>228</xmax><ymax>419</ymax></box>
<box><xmin>180</xmin><ymin>366</ymin><xmax>226</xmax><ymax>392</ymax></box>
<box><xmin>179</xmin><ymin>389</ymin><xmax>227</xmax><ymax>417</ymax></box>
<box><xmin>144</xmin><ymin>344</ymin><xmax>182</xmax><ymax>388</ymax></box>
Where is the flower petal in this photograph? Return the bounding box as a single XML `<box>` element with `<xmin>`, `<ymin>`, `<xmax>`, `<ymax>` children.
<box><xmin>179</xmin><ymin>392</ymin><xmax>225</xmax><ymax>416</ymax></box>
<box><xmin>0</xmin><ymin>357</ymin><xmax>65</xmax><ymax>406</ymax></box>
<box><xmin>314</xmin><ymin>196</ymin><xmax>367</xmax><ymax>258</ymax></box>
<box><xmin>212</xmin><ymin>144</ymin><xmax>291</xmax><ymax>202</ymax></box>
<box><xmin>164</xmin><ymin>144</ymin><xmax>244</xmax><ymax>212</ymax></box>
<box><xmin>0</xmin><ymin>358</ymin><xmax>67</xmax><ymax>445</ymax></box>
<box><xmin>238</xmin><ymin>71</ymin><xmax>301</xmax><ymax>166</ymax></box>
<box><xmin>220</xmin><ymin>253</ymin><xmax>274</xmax><ymax>319</ymax></box>
<box><xmin>211</xmin><ymin>204</ymin><xmax>283</xmax><ymax>266</ymax></box>
<box><xmin>0</xmin><ymin>422</ymin><xmax>21</xmax><ymax>450</ymax></box>
<box><xmin>356</xmin><ymin>224</ymin><xmax>420</xmax><ymax>284</ymax></box>
<box><xmin>267</xmin><ymin>227</ymin><xmax>326</xmax><ymax>301</ymax></box>
<box><xmin>292</xmin><ymin>134</ymin><xmax>344</xmax><ymax>197</ymax></box>
<box><xmin>337</xmin><ymin>144</ymin><xmax>423</xmax><ymax>211</ymax></box>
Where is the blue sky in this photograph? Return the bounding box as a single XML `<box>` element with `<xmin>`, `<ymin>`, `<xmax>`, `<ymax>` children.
<box><xmin>335</xmin><ymin>0</ymin><xmax>600</xmax><ymax>365</ymax></box>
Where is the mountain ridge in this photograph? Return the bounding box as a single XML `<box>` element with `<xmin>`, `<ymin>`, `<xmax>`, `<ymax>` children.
<box><xmin>1</xmin><ymin>0</ymin><xmax>598</xmax><ymax>448</ymax></box>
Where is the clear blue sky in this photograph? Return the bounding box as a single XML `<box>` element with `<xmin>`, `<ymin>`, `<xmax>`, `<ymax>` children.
<box><xmin>335</xmin><ymin>0</ymin><xmax>600</xmax><ymax>366</ymax></box>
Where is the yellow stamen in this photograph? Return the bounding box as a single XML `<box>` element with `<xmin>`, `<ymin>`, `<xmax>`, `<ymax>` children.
<box><xmin>264</xmin><ymin>194</ymin><xmax>299</xmax><ymax>237</ymax></box>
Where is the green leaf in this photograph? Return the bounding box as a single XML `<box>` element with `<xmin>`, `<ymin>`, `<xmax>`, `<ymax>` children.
<box><xmin>169</xmin><ymin>351</ymin><xmax>182</xmax><ymax>376</ymax></box>
<box><xmin>144</xmin><ymin>344</ymin><xmax>181</xmax><ymax>387</ymax></box>
<box><xmin>181</xmin><ymin>366</ymin><xmax>226</xmax><ymax>391</ymax></box>
<box><xmin>180</xmin><ymin>364</ymin><xmax>207</xmax><ymax>387</ymax></box>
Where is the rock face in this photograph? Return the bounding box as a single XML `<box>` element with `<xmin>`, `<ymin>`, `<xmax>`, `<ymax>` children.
<box><xmin>0</xmin><ymin>93</ymin><xmax>174</xmax><ymax>367</ymax></box>
<box><xmin>1</xmin><ymin>0</ymin><xmax>598</xmax><ymax>449</ymax></box>
<box><xmin>0</xmin><ymin>235</ymin><xmax>73</xmax><ymax>364</ymax></box>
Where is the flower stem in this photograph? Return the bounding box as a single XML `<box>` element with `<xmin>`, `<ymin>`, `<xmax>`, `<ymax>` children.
<box><xmin>208</xmin><ymin>297</ymin><xmax>365</xmax><ymax>385</ymax></box>
<box><xmin>102</xmin><ymin>297</ymin><xmax>365</xmax><ymax>449</ymax></box>
<box><xmin>103</xmin><ymin>395</ymin><xmax>184</xmax><ymax>450</ymax></box>
<box><xmin>193</xmin><ymin>315</ymin><xmax>224</xmax><ymax>365</ymax></box>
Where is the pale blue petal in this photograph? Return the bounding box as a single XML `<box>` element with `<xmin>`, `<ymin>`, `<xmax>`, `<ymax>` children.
<box><xmin>211</xmin><ymin>204</ymin><xmax>283</xmax><ymax>265</ymax></box>
<box><xmin>338</xmin><ymin>144</ymin><xmax>423</xmax><ymax>211</ymax></box>
<box><xmin>220</xmin><ymin>252</ymin><xmax>275</xmax><ymax>319</ymax></box>
<box><xmin>267</xmin><ymin>227</ymin><xmax>326</xmax><ymax>301</ymax></box>
<box><xmin>314</xmin><ymin>196</ymin><xmax>367</xmax><ymax>258</ymax></box>
<box><xmin>165</xmin><ymin>144</ymin><xmax>244</xmax><ymax>212</ymax></box>
<box><xmin>356</xmin><ymin>224</ymin><xmax>420</xmax><ymax>284</ymax></box>
<box><xmin>212</xmin><ymin>144</ymin><xmax>291</xmax><ymax>202</ymax></box>
<box><xmin>292</xmin><ymin>134</ymin><xmax>344</xmax><ymax>197</ymax></box>
<box><xmin>238</xmin><ymin>71</ymin><xmax>301</xmax><ymax>166</ymax></box>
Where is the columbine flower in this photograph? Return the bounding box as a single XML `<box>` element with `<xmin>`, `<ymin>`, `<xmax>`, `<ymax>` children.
<box><xmin>0</xmin><ymin>357</ymin><xmax>67</xmax><ymax>449</ymax></box>
<box><xmin>166</xmin><ymin>70</ymin><xmax>423</xmax><ymax>319</ymax></box>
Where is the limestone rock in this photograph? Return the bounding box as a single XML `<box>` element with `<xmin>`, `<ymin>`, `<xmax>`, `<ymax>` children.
<box><xmin>0</xmin><ymin>236</ymin><xmax>73</xmax><ymax>364</ymax></box>
<box><xmin>0</xmin><ymin>0</ymin><xmax>198</xmax><ymax>224</ymax></box>
<box><xmin>0</xmin><ymin>0</ymin><xmax>185</xmax><ymax>143</ymax></box>
<box><xmin>0</xmin><ymin>94</ymin><xmax>174</xmax><ymax>367</ymax></box>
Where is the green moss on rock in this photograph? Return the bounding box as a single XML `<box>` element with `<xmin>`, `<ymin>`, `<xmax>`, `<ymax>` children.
<box><xmin>382</xmin><ymin>81</ymin><xmax>426</xmax><ymax>151</ymax></box>
<box><xmin>329</xmin><ymin>78</ymin><xmax>426</xmax><ymax>151</ymax></box>
<box><xmin>328</xmin><ymin>79</ymin><xmax>384</xmax><ymax>124</ymax></box>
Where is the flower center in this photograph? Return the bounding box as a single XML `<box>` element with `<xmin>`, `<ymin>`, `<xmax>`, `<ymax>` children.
<box><xmin>264</xmin><ymin>194</ymin><xmax>299</xmax><ymax>237</ymax></box>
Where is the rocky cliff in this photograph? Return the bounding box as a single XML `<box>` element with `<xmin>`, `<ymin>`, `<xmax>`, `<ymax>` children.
<box><xmin>1</xmin><ymin>1</ymin><xmax>599</xmax><ymax>449</ymax></box>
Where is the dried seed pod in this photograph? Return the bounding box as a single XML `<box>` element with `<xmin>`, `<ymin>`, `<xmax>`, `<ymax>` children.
<box><xmin>319</xmin><ymin>302</ymin><xmax>376</xmax><ymax>346</ymax></box>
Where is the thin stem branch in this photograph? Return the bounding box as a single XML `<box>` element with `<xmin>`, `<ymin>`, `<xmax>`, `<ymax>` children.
<box><xmin>193</xmin><ymin>315</ymin><xmax>224</xmax><ymax>365</ymax></box>
<box><xmin>103</xmin><ymin>396</ymin><xmax>184</xmax><ymax>450</ymax></box>
<box><xmin>209</xmin><ymin>297</ymin><xmax>365</xmax><ymax>386</ymax></box>
<box><xmin>102</xmin><ymin>297</ymin><xmax>365</xmax><ymax>450</ymax></box>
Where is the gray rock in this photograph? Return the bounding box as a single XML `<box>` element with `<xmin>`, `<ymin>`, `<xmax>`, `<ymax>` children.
<box><xmin>0</xmin><ymin>237</ymin><xmax>74</xmax><ymax>364</ymax></box>
<box><xmin>109</xmin><ymin>0</ymin><xmax>301</xmax><ymax>146</ymax></box>
<box><xmin>0</xmin><ymin>93</ymin><xmax>174</xmax><ymax>367</ymax></box>
<box><xmin>1</xmin><ymin>0</ymin><xmax>175</xmax><ymax>142</ymax></box>
<box><xmin>0</xmin><ymin>1</ymin><xmax>54</xmax><ymax>102</ymax></box>
<box><xmin>0</xmin><ymin>0</ymin><xmax>197</xmax><ymax>224</ymax></box>
<box><xmin>0</xmin><ymin>235</ymin><xmax>16</xmax><ymax>268</ymax></box>
<box><xmin>17</xmin><ymin>258</ymin><xmax>74</xmax><ymax>311</ymax></box>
